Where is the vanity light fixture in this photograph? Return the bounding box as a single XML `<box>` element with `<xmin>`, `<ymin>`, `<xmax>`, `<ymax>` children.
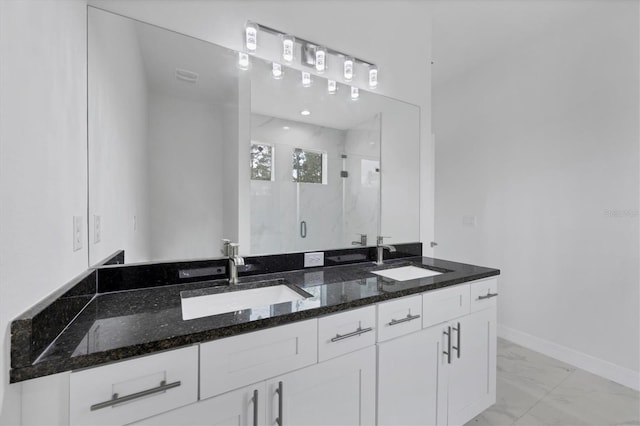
<box><xmin>327</xmin><ymin>79</ymin><xmax>337</xmax><ymax>94</ymax></box>
<box><xmin>238</xmin><ymin>52</ymin><xmax>250</xmax><ymax>70</ymax></box>
<box><xmin>245</xmin><ymin>21</ymin><xmax>258</xmax><ymax>53</ymax></box>
<box><xmin>301</xmin><ymin>71</ymin><xmax>312</xmax><ymax>87</ymax></box>
<box><xmin>272</xmin><ymin>62</ymin><xmax>283</xmax><ymax>79</ymax></box>
<box><xmin>300</xmin><ymin>109</ymin><xmax>311</xmax><ymax>116</ymax></box>
<box><xmin>282</xmin><ymin>34</ymin><xmax>295</xmax><ymax>63</ymax></box>
<box><xmin>368</xmin><ymin>65</ymin><xmax>378</xmax><ymax>89</ymax></box>
<box><xmin>243</xmin><ymin>22</ymin><xmax>379</xmax><ymax>91</ymax></box>
<box><xmin>350</xmin><ymin>86</ymin><xmax>359</xmax><ymax>100</ymax></box>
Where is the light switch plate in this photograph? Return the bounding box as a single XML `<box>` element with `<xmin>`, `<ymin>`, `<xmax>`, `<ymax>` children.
<box><xmin>304</xmin><ymin>252</ymin><xmax>324</xmax><ymax>268</ymax></box>
<box><xmin>73</xmin><ymin>216</ymin><xmax>83</xmax><ymax>251</ymax></box>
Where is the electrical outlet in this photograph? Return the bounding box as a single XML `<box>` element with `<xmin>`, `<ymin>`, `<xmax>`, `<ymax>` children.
<box><xmin>73</xmin><ymin>216</ymin><xmax>83</xmax><ymax>251</ymax></box>
<box><xmin>304</xmin><ymin>252</ymin><xmax>324</xmax><ymax>268</ymax></box>
<box><xmin>94</xmin><ymin>214</ymin><xmax>101</xmax><ymax>244</ymax></box>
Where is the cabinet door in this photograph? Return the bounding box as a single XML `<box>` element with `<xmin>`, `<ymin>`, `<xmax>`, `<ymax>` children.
<box><xmin>446</xmin><ymin>306</ymin><xmax>497</xmax><ymax>426</ymax></box>
<box><xmin>377</xmin><ymin>327</ymin><xmax>442</xmax><ymax>426</ymax></box>
<box><xmin>266</xmin><ymin>346</ymin><xmax>376</xmax><ymax>426</ymax></box>
<box><xmin>132</xmin><ymin>383</ymin><xmax>266</xmax><ymax>426</ymax></box>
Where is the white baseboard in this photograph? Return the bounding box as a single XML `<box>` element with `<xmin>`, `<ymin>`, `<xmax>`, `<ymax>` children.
<box><xmin>498</xmin><ymin>324</ymin><xmax>640</xmax><ymax>392</ymax></box>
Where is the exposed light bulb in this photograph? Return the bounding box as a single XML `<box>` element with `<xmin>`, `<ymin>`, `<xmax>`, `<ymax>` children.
<box><xmin>343</xmin><ymin>57</ymin><xmax>354</xmax><ymax>82</ymax></box>
<box><xmin>327</xmin><ymin>79</ymin><xmax>337</xmax><ymax>94</ymax></box>
<box><xmin>282</xmin><ymin>35</ymin><xmax>295</xmax><ymax>63</ymax></box>
<box><xmin>238</xmin><ymin>52</ymin><xmax>250</xmax><ymax>70</ymax></box>
<box><xmin>245</xmin><ymin>21</ymin><xmax>258</xmax><ymax>53</ymax></box>
<box><xmin>300</xmin><ymin>109</ymin><xmax>311</xmax><ymax>116</ymax></box>
<box><xmin>368</xmin><ymin>65</ymin><xmax>378</xmax><ymax>89</ymax></box>
<box><xmin>301</xmin><ymin>71</ymin><xmax>312</xmax><ymax>87</ymax></box>
<box><xmin>272</xmin><ymin>62</ymin><xmax>283</xmax><ymax>79</ymax></box>
<box><xmin>350</xmin><ymin>86</ymin><xmax>359</xmax><ymax>100</ymax></box>
<box><xmin>315</xmin><ymin>47</ymin><xmax>327</xmax><ymax>73</ymax></box>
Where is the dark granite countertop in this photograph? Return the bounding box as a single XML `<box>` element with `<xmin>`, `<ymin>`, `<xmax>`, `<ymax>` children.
<box><xmin>10</xmin><ymin>256</ymin><xmax>499</xmax><ymax>382</ymax></box>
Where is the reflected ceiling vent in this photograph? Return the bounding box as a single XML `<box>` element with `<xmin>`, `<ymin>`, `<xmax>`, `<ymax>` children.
<box><xmin>175</xmin><ymin>68</ymin><xmax>199</xmax><ymax>83</ymax></box>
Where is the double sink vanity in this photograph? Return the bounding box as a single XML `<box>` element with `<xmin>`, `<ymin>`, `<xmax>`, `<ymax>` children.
<box><xmin>12</xmin><ymin>244</ymin><xmax>500</xmax><ymax>426</ymax></box>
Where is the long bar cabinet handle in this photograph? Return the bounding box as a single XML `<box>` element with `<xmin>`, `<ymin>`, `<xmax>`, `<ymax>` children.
<box><xmin>252</xmin><ymin>389</ymin><xmax>259</xmax><ymax>426</ymax></box>
<box><xmin>443</xmin><ymin>326</ymin><xmax>452</xmax><ymax>364</ymax></box>
<box><xmin>453</xmin><ymin>322</ymin><xmax>461</xmax><ymax>358</ymax></box>
<box><xmin>477</xmin><ymin>292</ymin><xmax>499</xmax><ymax>300</ymax></box>
<box><xmin>388</xmin><ymin>313</ymin><xmax>421</xmax><ymax>326</ymax></box>
<box><xmin>330</xmin><ymin>326</ymin><xmax>373</xmax><ymax>342</ymax></box>
<box><xmin>90</xmin><ymin>380</ymin><xmax>181</xmax><ymax>411</ymax></box>
<box><xmin>276</xmin><ymin>381</ymin><xmax>284</xmax><ymax>426</ymax></box>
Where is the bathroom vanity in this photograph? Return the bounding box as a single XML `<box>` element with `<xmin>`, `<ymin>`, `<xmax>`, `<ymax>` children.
<box><xmin>12</xmin><ymin>247</ymin><xmax>499</xmax><ymax>426</ymax></box>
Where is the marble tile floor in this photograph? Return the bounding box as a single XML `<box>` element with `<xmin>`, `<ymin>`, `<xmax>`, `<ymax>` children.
<box><xmin>465</xmin><ymin>338</ymin><xmax>640</xmax><ymax>426</ymax></box>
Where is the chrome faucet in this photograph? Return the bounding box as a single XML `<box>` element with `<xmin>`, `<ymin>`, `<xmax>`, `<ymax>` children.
<box><xmin>375</xmin><ymin>236</ymin><xmax>396</xmax><ymax>265</ymax></box>
<box><xmin>227</xmin><ymin>242</ymin><xmax>245</xmax><ymax>284</ymax></box>
<box><xmin>352</xmin><ymin>233</ymin><xmax>368</xmax><ymax>246</ymax></box>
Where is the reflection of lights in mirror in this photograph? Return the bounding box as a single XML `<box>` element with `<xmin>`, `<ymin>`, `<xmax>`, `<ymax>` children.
<box><xmin>272</xmin><ymin>62</ymin><xmax>283</xmax><ymax>79</ymax></box>
<box><xmin>283</xmin><ymin>126</ymin><xmax>290</xmax><ymax>130</ymax></box>
<box><xmin>300</xmin><ymin>109</ymin><xmax>311</xmax><ymax>116</ymax></box>
<box><xmin>301</xmin><ymin>71</ymin><xmax>312</xmax><ymax>87</ymax></box>
<box><xmin>238</xmin><ymin>52</ymin><xmax>250</xmax><ymax>70</ymax></box>
<box><xmin>328</xmin><ymin>79</ymin><xmax>337</xmax><ymax>94</ymax></box>
<box><xmin>350</xmin><ymin>86</ymin><xmax>359</xmax><ymax>100</ymax></box>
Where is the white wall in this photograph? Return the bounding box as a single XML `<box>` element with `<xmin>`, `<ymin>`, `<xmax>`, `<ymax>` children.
<box><xmin>0</xmin><ymin>1</ymin><xmax>88</xmax><ymax>423</ymax></box>
<box><xmin>147</xmin><ymin>93</ymin><xmax>224</xmax><ymax>261</ymax></box>
<box><xmin>433</xmin><ymin>0</ymin><xmax>639</xmax><ymax>389</ymax></box>
<box><xmin>88</xmin><ymin>8</ymin><xmax>150</xmax><ymax>265</ymax></box>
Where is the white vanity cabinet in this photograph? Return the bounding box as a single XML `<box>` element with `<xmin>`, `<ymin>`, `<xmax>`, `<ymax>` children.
<box><xmin>21</xmin><ymin>276</ymin><xmax>497</xmax><ymax>426</ymax></box>
<box><xmin>441</xmin><ymin>305</ymin><xmax>497</xmax><ymax>426</ymax></box>
<box><xmin>377</xmin><ymin>325</ymin><xmax>442</xmax><ymax>426</ymax></box>
<box><xmin>266</xmin><ymin>346</ymin><xmax>376</xmax><ymax>426</ymax></box>
<box><xmin>377</xmin><ymin>278</ymin><xmax>498</xmax><ymax>426</ymax></box>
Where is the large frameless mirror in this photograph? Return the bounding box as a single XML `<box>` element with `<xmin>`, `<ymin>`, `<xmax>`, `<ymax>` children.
<box><xmin>87</xmin><ymin>7</ymin><xmax>420</xmax><ymax>266</ymax></box>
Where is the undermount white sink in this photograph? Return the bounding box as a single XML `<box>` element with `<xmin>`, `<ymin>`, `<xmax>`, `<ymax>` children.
<box><xmin>372</xmin><ymin>265</ymin><xmax>443</xmax><ymax>281</ymax></box>
<box><xmin>181</xmin><ymin>285</ymin><xmax>306</xmax><ymax>320</ymax></box>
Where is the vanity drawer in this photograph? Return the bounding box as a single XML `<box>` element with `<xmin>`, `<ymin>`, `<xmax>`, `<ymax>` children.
<box><xmin>318</xmin><ymin>305</ymin><xmax>376</xmax><ymax>362</ymax></box>
<box><xmin>377</xmin><ymin>295</ymin><xmax>423</xmax><ymax>342</ymax></box>
<box><xmin>422</xmin><ymin>284</ymin><xmax>470</xmax><ymax>328</ymax></box>
<box><xmin>200</xmin><ymin>319</ymin><xmax>317</xmax><ymax>400</ymax></box>
<box><xmin>470</xmin><ymin>278</ymin><xmax>499</xmax><ymax>313</ymax></box>
<box><xmin>69</xmin><ymin>346</ymin><xmax>198</xmax><ymax>426</ymax></box>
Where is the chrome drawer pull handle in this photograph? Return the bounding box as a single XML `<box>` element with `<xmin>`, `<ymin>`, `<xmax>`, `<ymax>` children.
<box><xmin>275</xmin><ymin>381</ymin><xmax>283</xmax><ymax>426</ymax></box>
<box><xmin>90</xmin><ymin>380</ymin><xmax>181</xmax><ymax>411</ymax></box>
<box><xmin>330</xmin><ymin>326</ymin><xmax>373</xmax><ymax>342</ymax></box>
<box><xmin>477</xmin><ymin>292</ymin><xmax>499</xmax><ymax>300</ymax></box>
<box><xmin>443</xmin><ymin>326</ymin><xmax>452</xmax><ymax>364</ymax></box>
<box><xmin>452</xmin><ymin>322</ymin><xmax>461</xmax><ymax>359</ymax></box>
<box><xmin>388</xmin><ymin>313</ymin><xmax>421</xmax><ymax>326</ymax></box>
<box><xmin>253</xmin><ymin>389</ymin><xmax>259</xmax><ymax>426</ymax></box>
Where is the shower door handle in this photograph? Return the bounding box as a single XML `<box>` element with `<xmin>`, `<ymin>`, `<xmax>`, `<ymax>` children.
<box><xmin>300</xmin><ymin>221</ymin><xmax>307</xmax><ymax>238</ymax></box>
